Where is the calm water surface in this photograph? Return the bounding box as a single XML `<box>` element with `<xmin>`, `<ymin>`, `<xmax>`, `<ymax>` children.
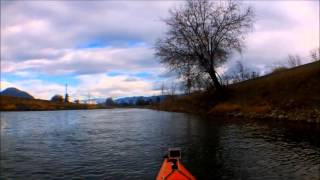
<box><xmin>1</xmin><ymin>109</ymin><xmax>319</xmax><ymax>179</ymax></box>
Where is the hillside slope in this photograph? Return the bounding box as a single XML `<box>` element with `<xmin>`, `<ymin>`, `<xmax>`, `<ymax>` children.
<box><xmin>156</xmin><ymin>61</ymin><xmax>320</xmax><ymax>123</ymax></box>
<box><xmin>1</xmin><ymin>87</ymin><xmax>34</xmax><ymax>99</ymax></box>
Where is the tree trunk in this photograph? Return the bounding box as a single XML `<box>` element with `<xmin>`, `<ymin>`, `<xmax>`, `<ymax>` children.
<box><xmin>208</xmin><ymin>70</ymin><xmax>223</xmax><ymax>91</ymax></box>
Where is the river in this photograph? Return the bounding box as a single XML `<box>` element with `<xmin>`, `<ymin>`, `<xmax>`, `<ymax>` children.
<box><xmin>0</xmin><ymin>109</ymin><xmax>319</xmax><ymax>179</ymax></box>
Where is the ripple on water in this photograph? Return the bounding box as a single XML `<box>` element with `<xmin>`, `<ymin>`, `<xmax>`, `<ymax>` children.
<box><xmin>1</xmin><ymin>109</ymin><xmax>320</xmax><ymax>179</ymax></box>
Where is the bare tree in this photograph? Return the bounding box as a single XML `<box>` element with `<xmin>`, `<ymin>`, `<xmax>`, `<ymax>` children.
<box><xmin>225</xmin><ymin>61</ymin><xmax>260</xmax><ymax>83</ymax></box>
<box><xmin>250</xmin><ymin>71</ymin><xmax>260</xmax><ymax>79</ymax></box>
<box><xmin>155</xmin><ymin>0</ymin><xmax>254</xmax><ymax>91</ymax></box>
<box><xmin>287</xmin><ymin>54</ymin><xmax>301</xmax><ymax>67</ymax></box>
<box><xmin>236</xmin><ymin>61</ymin><xmax>247</xmax><ymax>81</ymax></box>
<box><xmin>221</xmin><ymin>74</ymin><xmax>231</xmax><ymax>86</ymax></box>
<box><xmin>160</xmin><ymin>82</ymin><xmax>166</xmax><ymax>96</ymax></box>
<box><xmin>170</xmin><ymin>82</ymin><xmax>177</xmax><ymax>96</ymax></box>
<box><xmin>310</xmin><ymin>47</ymin><xmax>320</xmax><ymax>62</ymax></box>
<box><xmin>230</xmin><ymin>61</ymin><xmax>248</xmax><ymax>82</ymax></box>
<box><xmin>178</xmin><ymin>59</ymin><xmax>209</xmax><ymax>94</ymax></box>
<box><xmin>176</xmin><ymin>59</ymin><xmax>193</xmax><ymax>94</ymax></box>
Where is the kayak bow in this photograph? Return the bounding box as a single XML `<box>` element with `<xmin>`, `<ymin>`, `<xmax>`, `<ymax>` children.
<box><xmin>156</xmin><ymin>148</ymin><xmax>196</xmax><ymax>180</ymax></box>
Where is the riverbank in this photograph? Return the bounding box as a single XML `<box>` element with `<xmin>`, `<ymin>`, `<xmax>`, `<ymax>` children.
<box><xmin>0</xmin><ymin>96</ymin><xmax>105</xmax><ymax>111</ymax></box>
<box><xmin>153</xmin><ymin>61</ymin><xmax>320</xmax><ymax>123</ymax></box>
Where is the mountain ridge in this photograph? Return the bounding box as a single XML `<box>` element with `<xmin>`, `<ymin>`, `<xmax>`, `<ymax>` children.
<box><xmin>1</xmin><ymin>87</ymin><xmax>34</xmax><ymax>99</ymax></box>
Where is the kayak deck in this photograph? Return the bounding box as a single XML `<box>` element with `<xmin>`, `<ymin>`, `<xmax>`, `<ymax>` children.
<box><xmin>156</xmin><ymin>158</ymin><xmax>196</xmax><ymax>180</ymax></box>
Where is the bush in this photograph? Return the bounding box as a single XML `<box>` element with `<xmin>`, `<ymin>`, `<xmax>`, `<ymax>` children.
<box><xmin>271</xmin><ymin>66</ymin><xmax>288</xmax><ymax>73</ymax></box>
<box><xmin>209</xmin><ymin>103</ymin><xmax>241</xmax><ymax>114</ymax></box>
<box><xmin>51</xmin><ymin>95</ymin><xmax>64</xmax><ymax>102</ymax></box>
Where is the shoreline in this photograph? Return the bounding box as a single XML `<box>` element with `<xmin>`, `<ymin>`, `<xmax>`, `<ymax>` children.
<box><xmin>151</xmin><ymin>106</ymin><xmax>320</xmax><ymax>123</ymax></box>
<box><xmin>152</xmin><ymin>61</ymin><xmax>320</xmax><ymax>123</ymax></box>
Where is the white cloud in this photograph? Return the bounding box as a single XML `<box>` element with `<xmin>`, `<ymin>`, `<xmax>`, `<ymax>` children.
<box><xmin>1</xmin><ymin>1</ymin><xmax>181</xmax><ymax>61</ymax></box>
<box><xmin>0</xmin><ymin>80</ymin><xmax>15</xmax><ymax>91</ymax></box>
<box><xmin>230</xmin><ymin>0</ymin><xmax>319</xmax><ymax>71</ymax></box>
<box><xmin>75</xmin><ymin>74</ymin><xmax>159</xmax><ymax>98</ymax></box>
<box><xmin>1</xmin><ymin>45</ymin><xmax>161</xmax><ymax>75</ymax></box>
<box><xmin>1</xmin><ymin>0</ymin><xmax>319</xmax><ymax>98</ymax></box>
<box><xmin>0</xmin><ymin>73</ymin><xmax>159</xmax><ymax>100</ymax></box>
<box><xmin>0</xmin><ymin>78</ymin><xmax>65</xmax><ymax>99</ymax></box>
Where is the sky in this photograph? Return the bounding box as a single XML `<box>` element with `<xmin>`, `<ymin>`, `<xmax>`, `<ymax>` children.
<box><xmin>1</xmin><ymin>0</ymin><xmax>319</xmax><ymax>100</ymax></box>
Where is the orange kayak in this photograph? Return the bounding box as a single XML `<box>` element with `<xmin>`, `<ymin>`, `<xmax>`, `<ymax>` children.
<box><xmin>156</xmin><ymin>148</ymin><xmax>196</xmax><ymax>180</ymax></box>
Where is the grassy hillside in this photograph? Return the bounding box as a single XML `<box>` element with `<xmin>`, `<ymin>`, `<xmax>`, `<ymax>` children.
<box><xmin>155</xmin><ymin>61</ymin><xmax>320</xmax><ymax>122</ymax></box>
<box><xmin>0</xmin><ymin>96</ymin><xmax>104</xmax><ymax>111</ymax></box>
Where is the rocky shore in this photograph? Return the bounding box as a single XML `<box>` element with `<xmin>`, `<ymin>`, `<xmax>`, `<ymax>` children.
<box><xmin>220</xmin><ymin>108</ymin><xmax>320</xmax><ymax>123</ymax></box>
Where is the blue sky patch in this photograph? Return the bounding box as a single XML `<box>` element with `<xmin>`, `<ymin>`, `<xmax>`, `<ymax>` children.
<box><xmin>106</xmin><ymin>71</ymin><xmax>124</xmax><ymax>77</ymax></box>
<box><xmin>1</xmin><ymin>72</ymin><xmax>79</xmax><ymax>86</ymax></box>
<box><xmin>106</xmin><ymin>71</ymin><xmax>155</xmax><ymax>79</ymax></box>
<box><xmin>41</xmin><ymin>75</ymin><xmax>79</xmax><ymax>86</ymax></box>
<box><xmin>126</xmin><ymin>40</ymin><xmax>146</xmax><ymax>47</ymax></box>
<box><xmin>76</xmin><ymin>39</ymin><xmax>146</xmax><ymax>49</ymax></box>
<box><xmin>76</xmin><ymin>39</ymin><xmax>107</xmax><ymax>49</ymax></box>
<box><xmin>132</xmin><ymin>72</ymin><xmax>152</xmax><ymax>78</ymax></box>
<box><xmin>1</xmin><ymin>73</ymin><xmax>22</xmax><ymax>82</ymax></box>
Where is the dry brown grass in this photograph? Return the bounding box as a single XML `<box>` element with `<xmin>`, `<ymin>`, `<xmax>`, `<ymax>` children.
<box><xmin>157</xmin><ymin>61</ymin><xmax>320</xmax><ymax>116</ymax></box>
<box><xmin>229</xmin><ymin>61</ymin><xmax>320</xmax><ymax>109</ymax></box>
<box><xmin>0</xmin><ymin>96</ymin><xmax>103</xmax><ymax>111</ymax></box>
<box><xmin>242</xmin><ymin>105</ymin><xmax>271</xmax><ymax>114</ymax></box>
<box><xmin>209</xmin><ymin>103</ymin><xmax>271</xmax><ymax>114</ymax></box>
<box><xmin>209</xmin><ymin>103</ymin><xmax>241</xmax><ymax>114</ymax></box>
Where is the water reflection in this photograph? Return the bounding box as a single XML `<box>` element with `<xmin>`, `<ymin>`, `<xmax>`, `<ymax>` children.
<box><xmin>1</xmin><ymin>109</ymin><xmax>319</xmax><ymax>179</ymax></box>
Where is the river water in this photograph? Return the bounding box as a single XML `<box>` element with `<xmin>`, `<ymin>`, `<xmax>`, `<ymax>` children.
<box><xmin>0</xmin><ymin>109</ymin><xmax>319</xmax><ymax>179</ymax></box>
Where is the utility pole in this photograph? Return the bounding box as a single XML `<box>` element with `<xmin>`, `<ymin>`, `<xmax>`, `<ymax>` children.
<box><xmin>87</xmin><ymin>92</ymin><xmax>91</xmax><ymax>104</ymax></box>
<box><xmin>64</xmin><ymin>84</ymin><xmax>69</xmax><ymax>103</ymax></box>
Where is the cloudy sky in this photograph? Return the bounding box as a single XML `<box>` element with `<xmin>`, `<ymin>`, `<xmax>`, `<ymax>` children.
<box><xmin>1</xmin><ymin>0</ymin><xmax>319</xmax><ymax>100</ymax></box>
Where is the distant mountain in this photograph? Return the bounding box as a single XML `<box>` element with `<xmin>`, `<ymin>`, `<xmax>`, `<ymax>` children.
<box><xmin>81</xmin><ymin>95</ymin><xmax>167</xmax><ymax>105</ymax></box>
<box><xmin>114</xmin><ymin>95</ymin><xmax>166</xmax><ymax>105</ymax></box>
<box><xmin>1</xmin><ymin>87</ymin><xmax>34</xmax><ymax>99</ymax></box>
<box><xmin>80</xmin><ymin>98</ymin><xmax>106</xmax><ymax>104</ymax></box>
